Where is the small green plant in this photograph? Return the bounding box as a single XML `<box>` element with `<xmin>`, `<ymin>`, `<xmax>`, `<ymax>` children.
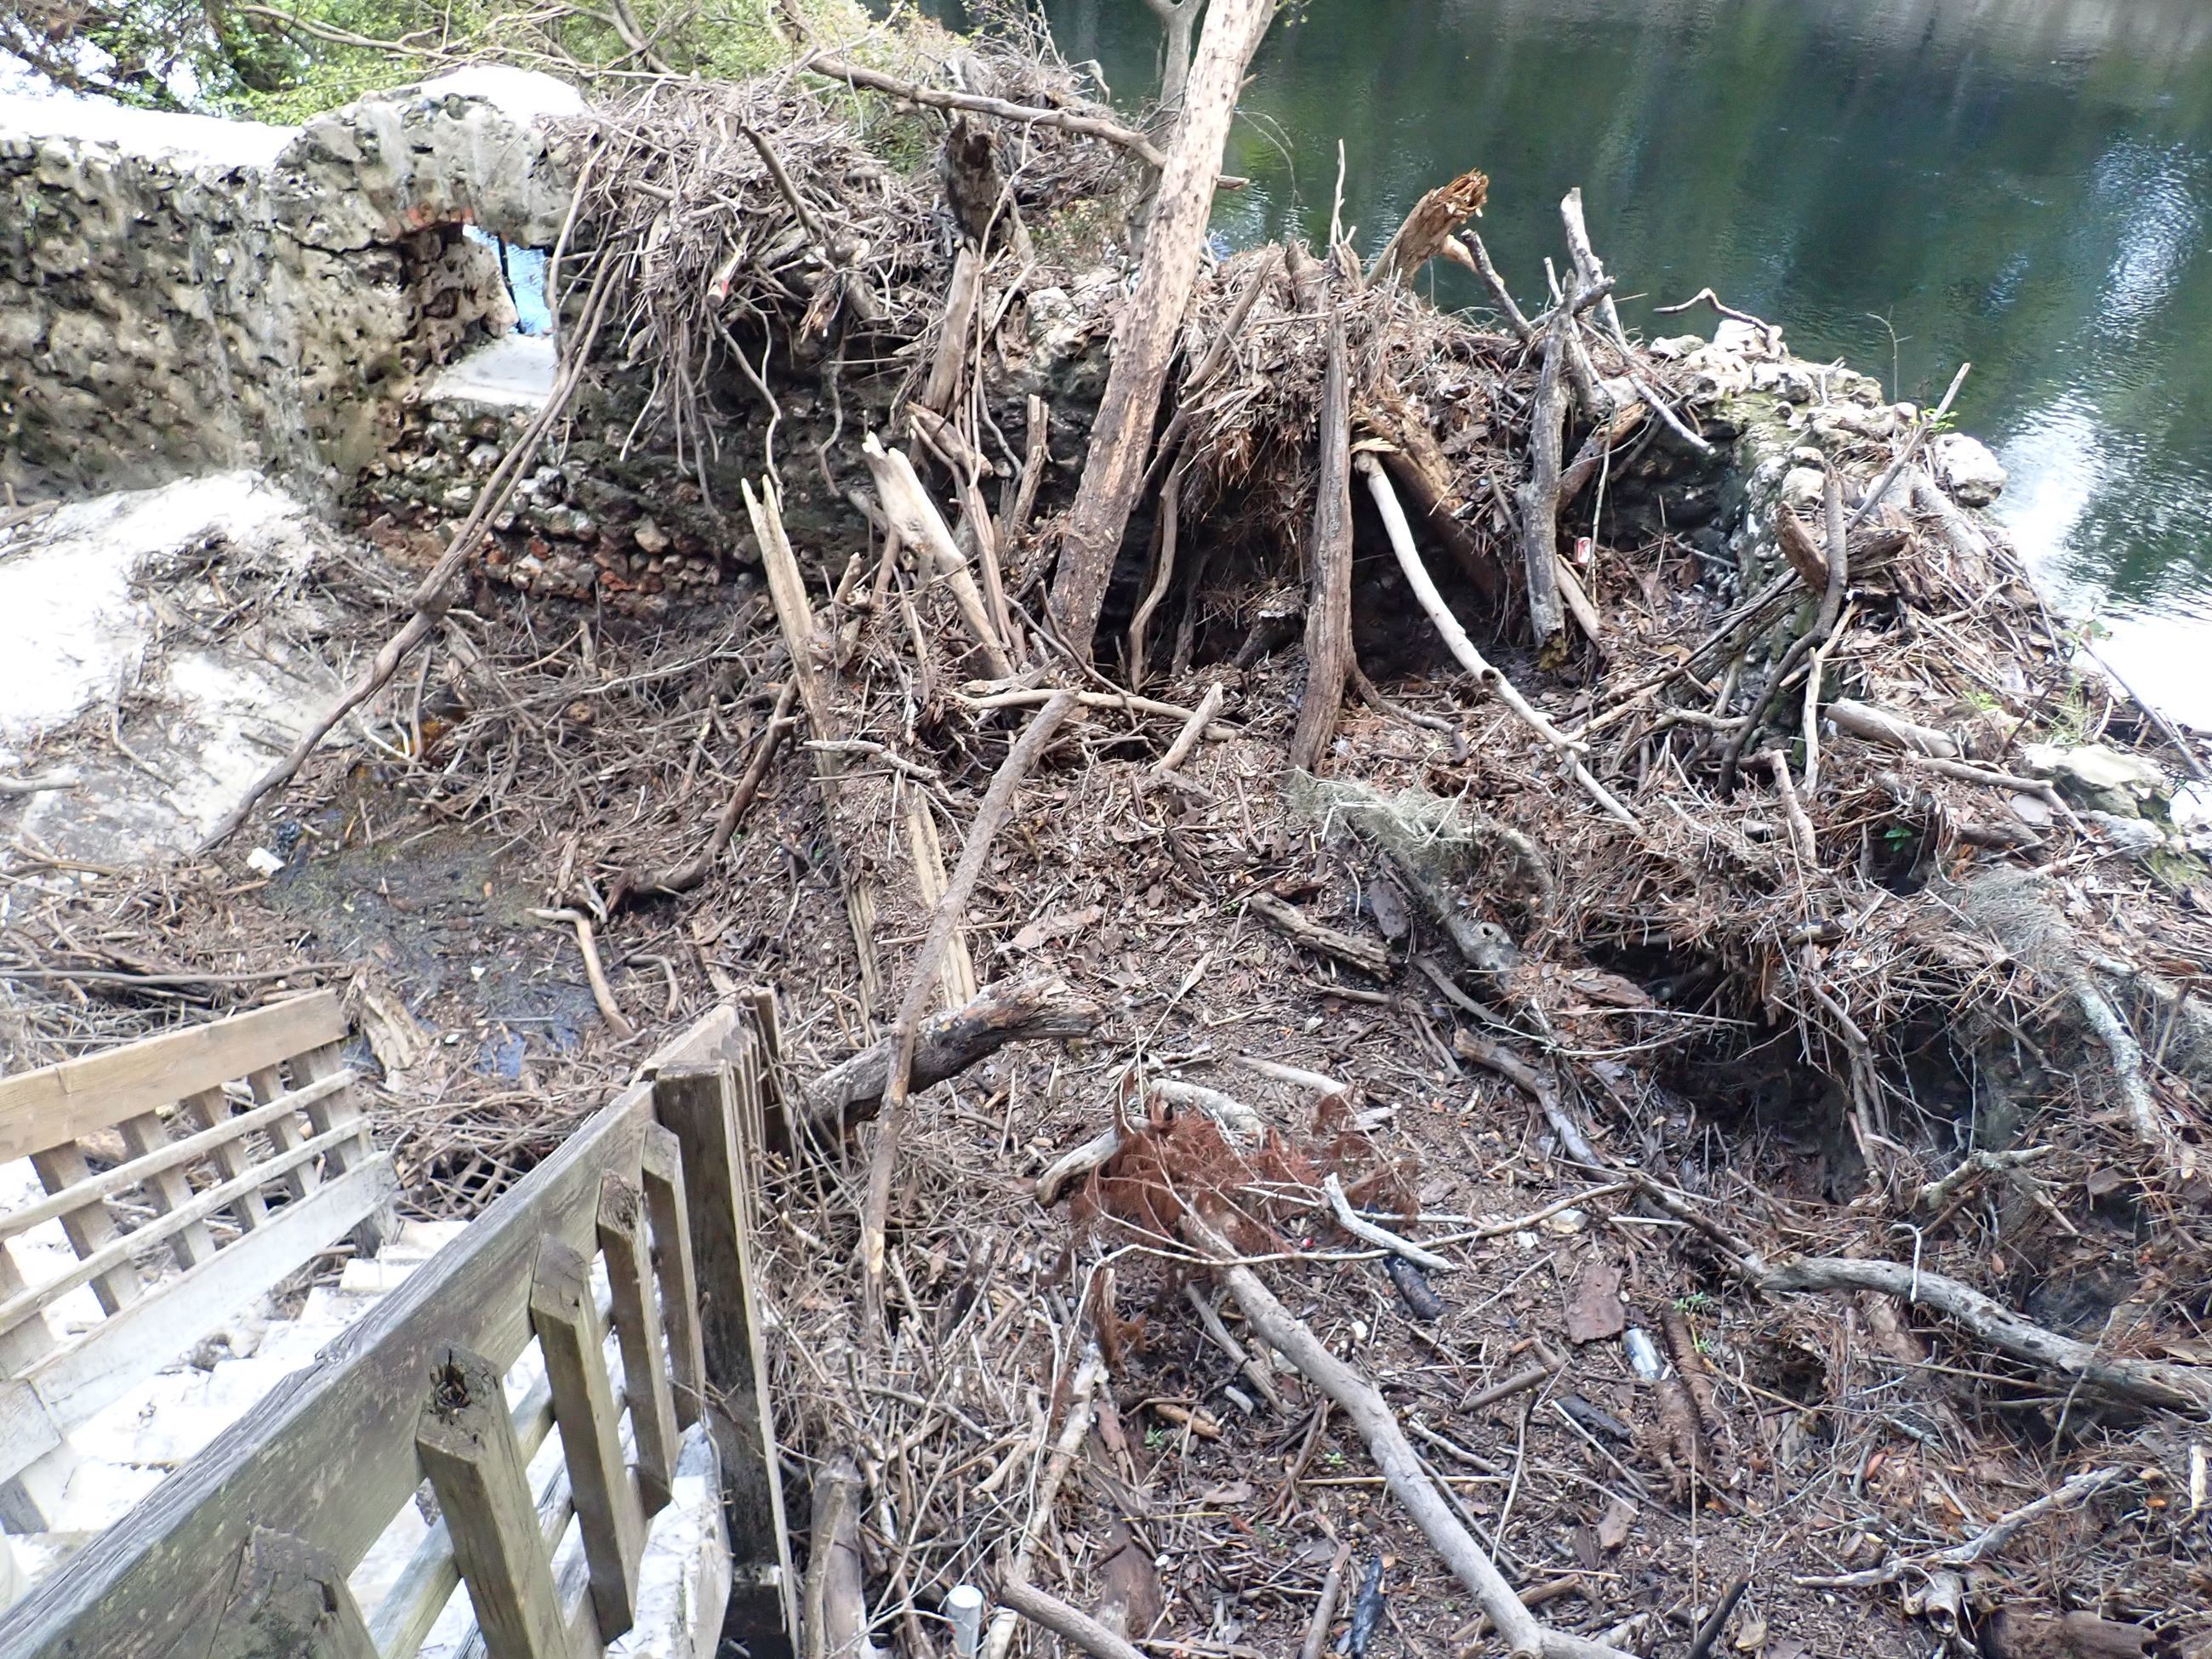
<box><xmin>1673</xmin><ymin>1291</ymin><xmax>1713</xmax><ymax>1314</ymax></box>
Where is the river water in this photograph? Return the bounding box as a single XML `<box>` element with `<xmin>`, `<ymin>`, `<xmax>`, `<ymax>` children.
<box><xmin>999</xmin><ymin>0</ymin><xmax>2212</xmax><ymax>726</ymax></box>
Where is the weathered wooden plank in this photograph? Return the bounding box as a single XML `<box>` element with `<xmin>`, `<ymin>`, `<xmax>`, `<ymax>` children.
<box><xmin>17</xmin><ymin>1075</ymin><xmax>349</xmax><ymax>1244</ymax></box>
<box><xmin>597</xmin><ymin>1171</ymin><xmax>678</xmax><ymax>1514</ymax></box>
<box><xmin>26</xmin><ymin>1143</ymin><xmax>140</xmax><ymax>1319</ymax></box>
<box><xmin>14</xmin><ymin>1158</ymin><xmax>394</xmax><ymax>1475</ymax></box>
<box><xmin>653</xmin><ymin>1062</ymin><xmax>794</xmax><ymax>1612</ymax></box>
<box><xmin>0</xmin><ymin>1088</ymin><xmax>658</xmax><ymax>1657</ymax></box>
<box><xmin>115</xmin><ymin>1113</ymin><xmax>216</xmax><ymax>1271</ymax></box>
<box><xmin>363</xmin><ymin>1368</ymin><xmax>557</xmax><ymax>1659</ymax></box>
<box><xmin>416</xmin><ymin>1345</ymin><xmax>570</xmax><ymax>1659</ymax></box>
<box><xmin>205</xmin><ymin>1525</ymin><xmax>380</xmax><ymax>1659</ymax></box>
<box><xmin>0</xmin><ymin>1246</ymin><xmax>67</xmax><ymax>1531</ymax></box>
<box><xmin>530</xmin><ymin>1237</ymin><xmax>645</xmax><ymax>1642</ymax></box>
<box><xmin>0</xmin><ymin>993</ymin><xmax>346</xmax><ymax>1160</ymax></box>
<box><xmin>245</xmin><ymin>1064</ymin><xmax>316</xmax><ymax>1203</ymax></box>
<box><xmin>0</xmin><ymin>1122</ymin><xmax>365</xmax><ymax>1334</ymax></box>
<box><xmin>290</xmin><ymin>1042</ymin><xmax>385</xmax><ymax>1257</ymax></box>
<box><xmin>174</xmin><ymin>1088</ymin><xmax>271</xmax><ymax>1234</ymax></box>
<box><xmin>637</xmin><ymin>1125</ymin><xmax>706</xmax><ymax>1433</ymax></box>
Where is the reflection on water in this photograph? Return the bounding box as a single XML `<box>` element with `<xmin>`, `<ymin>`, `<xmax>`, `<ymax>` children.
<box><xmin>995</xmin><ymin>0</ymin><xmax>2212</xmax><ymax>723</ymax></box>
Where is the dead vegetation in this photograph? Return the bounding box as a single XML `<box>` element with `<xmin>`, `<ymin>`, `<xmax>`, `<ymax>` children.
<box><xmin>4</xmin><ymin>8</ymin><xmax>2212</xmax><ymax>1659</ymax></box>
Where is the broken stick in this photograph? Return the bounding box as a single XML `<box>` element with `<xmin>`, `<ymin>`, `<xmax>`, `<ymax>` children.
<box><xmin>858</xmin><ymin>693</ymin><xmax>1080</xmax><ymax>1330</ymax></box>
<box><xmin>1359</xmin><ymin>454</ymin><xmax>1640</xmax><ymax>829</ymax></box>
<box><xmin>625</xmin><ymin>681</ymin><xmax>800</xmax><ymax>899</ymax></box>
<box><xmin>864</xmin><ymin>434</ymin><xmax>1015</xmax><ymax>679</ymax></box>
<box><xmin>996</xmin><ymin>1575</ymin><xmax>1143</xmax><ymax>1659</ymax></box>
<box><xmin>1289</xmin><ymin>301</ymin><xmax>1354</xmax><ymax>772</ymax></box>
<box><xmin>1188</xmin><ymin>1214</ymin><xmax>1633</xmax><ymax>1659</ymax></box>
<box><xmin>801</xmin><ymin>973</ymin><xmax>1101</xmax><ymax>1141</ymax></box>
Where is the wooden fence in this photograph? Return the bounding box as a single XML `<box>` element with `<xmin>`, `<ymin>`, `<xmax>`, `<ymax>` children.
<box><xmin>0</xmin><ymin>999</ymin><xmax>795</xmax><ymax>1659</ymax></box>
<box><xmin>0</xmin><ymin>989</ymin><xmax>391</xmax><ymax>1528</ymax></box>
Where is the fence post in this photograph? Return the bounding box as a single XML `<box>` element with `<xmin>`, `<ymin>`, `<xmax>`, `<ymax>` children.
<box><xmin>652</xmin><ymin>1058</ymin><xmax>797</xmax><ymax>1650</ymax></box>
<box><xmin>598</xmin><ymin>1170</ymin><xmax>680</xmax><ymax>1512</ymax></box>
<box><xmin>415</xmin><ymin>1345</ymin><xmax>568</xmax><ymax>1659</ymax></box>
<box><xmin>204</xmin><ymin>1525</ymin><xmax>380</xmax><ymax>1659</ymax></box>
<box><xmin>639</xmin><ymin>1124</ymin><xmax>708</xmax><ymax>1430</ymax></box>
<box><xmin>529</xmin><ymin>1236</ymin><xmax>646</xmax><ymax>1642</ymax></box>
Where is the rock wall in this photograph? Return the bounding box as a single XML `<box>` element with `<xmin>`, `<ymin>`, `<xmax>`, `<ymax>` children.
<box><xmin>0</xmin><ymin>70</ymin><xmax>579</xmax><ymax>501</ymax></box>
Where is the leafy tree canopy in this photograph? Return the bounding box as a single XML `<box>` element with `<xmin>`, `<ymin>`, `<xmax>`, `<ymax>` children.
<box><xmin>3</xmin><ymin>0</ymin><xmax>869</xmax><ymax>121</ymax></box>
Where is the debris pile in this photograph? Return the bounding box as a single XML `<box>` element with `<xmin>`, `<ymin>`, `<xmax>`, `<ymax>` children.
<box><xmin>4</xmin><ymin>10</ymin><xmax>2210</xmax><ymax>1659</ymax></box>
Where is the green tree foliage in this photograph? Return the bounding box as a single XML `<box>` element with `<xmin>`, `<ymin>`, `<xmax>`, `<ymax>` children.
<box><xmin>3</xmin><ymin>0</ymin><xmax>869</xmax><ymax>119</ymax></box>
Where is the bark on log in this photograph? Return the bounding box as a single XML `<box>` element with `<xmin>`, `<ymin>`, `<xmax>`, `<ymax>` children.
<box><xmin>1290</xmin><ymin>303</ymin><xmax>1354</xmax><ymax>772</ymax></box>
<box><xmin>1517</xmin><ymin>311</ymin><xmax>1573</xmax><ymax>656</ymax></box>
<box><xmin>801</xmin><ymin>1451</ymin><xmax>879</xmax><ymax>1659</ymax></box>
<box><xmin>1048</xmin><ymin>0</ymin><xmax>1279</xmax><ymax>662</ymax></box>
<box><xmin>796</xmin><ymin>978</ymin><xmax>1100</xmax><ymax>1136</ymax></box>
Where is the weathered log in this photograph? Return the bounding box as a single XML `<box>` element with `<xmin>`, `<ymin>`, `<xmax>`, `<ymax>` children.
<box><xmin>801</xmin><ymin>1451</ymin><xmax>879</xmax><ymax>1659</ymax></box>
<box><xmin>1248</xmin><ymin>892</ymin><xmax>1391</xmax><ymax>976</ymax></box>
<box><xmin>1048</xmin><ymin>0</ymin><xmax>1279</xmax><ymax>661</ymax></box>
<box><xmin>797</xmin><ymin>979</ymin><xmax>1099</xmax><ymax>1135</ymax></box>
<box><xmin>1825</xmin><ymin>698</ymin><xmax>1959</xmax><ymax>758</ymax></box>
<box><xmin>1368</xmin><ymin>168</ymin><xmax>1490</xmax><ymax>288</ymax></box>
<box><xmin>1290</xmin><ymin>304</ymin><xmax>1354</xmax><ymax>772</ymax></box>
<box><xmin>1517</xmin><ymin>311</ymin><xmax>1572</xmax><ymax>655</ymax></box>
<box><xmin>1558</xmin><ymin>189</ymin><xmax>1628</xmax><ymax>352</ymax></box>
<box><xmin>1140</xmin><ymin>0</ymin><xmax>1201</xmax><ymax>120</ymax></box>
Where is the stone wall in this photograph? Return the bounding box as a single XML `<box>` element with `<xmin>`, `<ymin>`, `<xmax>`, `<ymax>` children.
<box><xmin>0</xmin><ymin>70</ymin><xmax>579</xmax><ymax>501</ymax></box>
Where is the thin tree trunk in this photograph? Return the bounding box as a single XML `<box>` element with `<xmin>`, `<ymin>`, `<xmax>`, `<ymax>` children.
<box><xmin>1143</xmin><ymin>0</ymin><xmax>1201</xmax><ymax>120</ymax></box>
<box><xmin>1049</xmin><ymin>0</ymin><xmax>1277</xmax><ymax>664</ymax></box>
<box><xmin>1290</xmin><ymin>303</ymin><xmax>1352</xmax><ymax>772</ymax></box>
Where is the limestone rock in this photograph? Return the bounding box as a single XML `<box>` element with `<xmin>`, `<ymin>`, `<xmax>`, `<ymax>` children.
<box><xmin>2019</xmin><ymin>742</ymin><xmax>2168</xmax><ymax>817</ymax></box>
<box><xmin>2085</xmin><ymin>812</ymin><xmax>2166</xmax><ymax>860</ymax></box>
<box><xmin>1932</xmin><ymin>432</ymin><xmax>2007</xmax><ymax>505</ymax></box>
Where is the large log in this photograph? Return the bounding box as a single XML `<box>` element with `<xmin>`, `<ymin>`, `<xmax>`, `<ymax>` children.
<box><xmin>1048</xmin><ymin>0</ymin><xmax>1279</xmax><ymax>663</ymax></box>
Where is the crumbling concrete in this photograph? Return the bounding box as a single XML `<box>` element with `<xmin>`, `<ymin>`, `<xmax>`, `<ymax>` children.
<box><xmin>0</xmin><ymin>69</ymin><xmax>579</xmax><ymax>501</ymax></box>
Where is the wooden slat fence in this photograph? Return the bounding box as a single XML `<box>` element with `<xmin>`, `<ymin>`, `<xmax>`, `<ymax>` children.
<box><xmin>0</xmin><ymin>1001</ymin><xmax>794</xmax><ymax>1659</ymax></box>
<box><xmin>0</xmin><ymin>990</ymin><xmax>393</xmax><ymax>1528</ymax></box>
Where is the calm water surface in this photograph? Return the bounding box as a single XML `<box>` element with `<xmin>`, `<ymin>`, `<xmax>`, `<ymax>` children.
<box><xmin>1006</xmin><ymin>0</ymin><xmax>2212</xmax><ymax>725</ymax></box>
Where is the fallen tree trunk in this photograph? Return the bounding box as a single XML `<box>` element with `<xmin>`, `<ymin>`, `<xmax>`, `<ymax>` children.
<box><xmin>1048</xmin><ymin>0</ymin><xmax>1279</xmax><ymax>662</ymax></box>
